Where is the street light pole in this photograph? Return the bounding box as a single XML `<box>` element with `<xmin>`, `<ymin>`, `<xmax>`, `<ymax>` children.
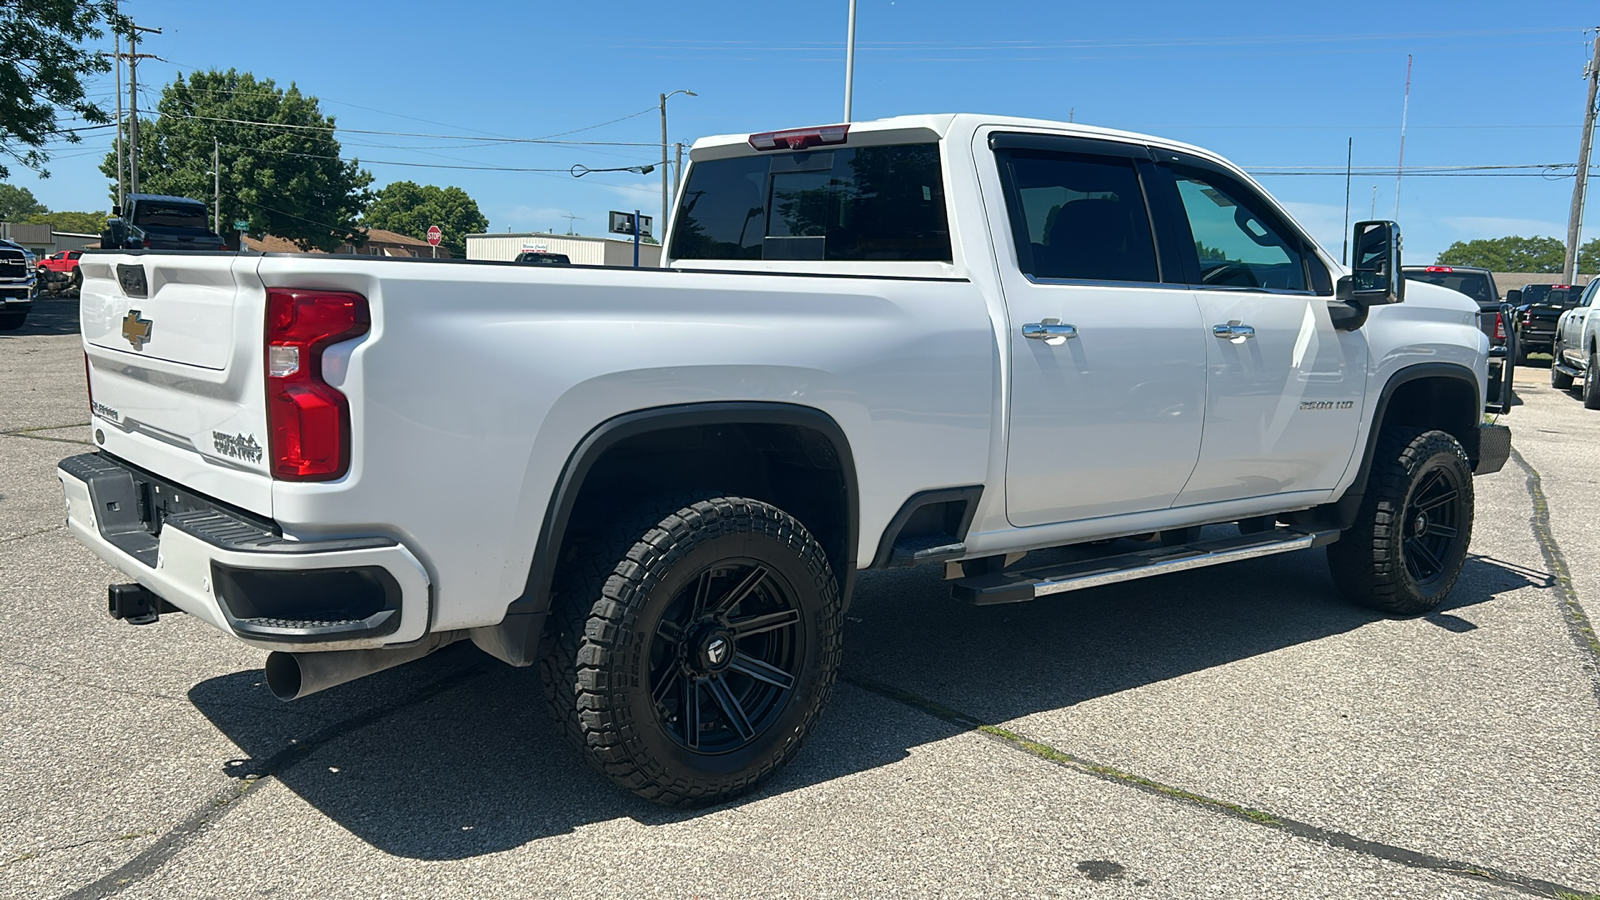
<box><xmin>660</xmin><ymin>89</ymin><xmax>696</xmax><ymax>237</ymax></box>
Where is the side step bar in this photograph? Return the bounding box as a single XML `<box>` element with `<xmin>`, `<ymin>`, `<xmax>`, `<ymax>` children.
<box><xmin>951</xmin><ymin>527</ymin><xmax>1340</xmax><ymax>606</ymax></box>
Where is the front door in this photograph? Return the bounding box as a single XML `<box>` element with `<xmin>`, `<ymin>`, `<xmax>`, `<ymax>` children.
<box><xmin>984</xmin><ymin>136</ymin><xmax>1208</xmax><ymax>527</ymax></box>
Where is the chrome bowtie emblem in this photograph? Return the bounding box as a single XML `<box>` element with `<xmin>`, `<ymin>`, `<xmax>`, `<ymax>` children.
<box><xmin>121</xmin><ymin>310</ymin><xmax>152</xmax><ymax>350</ymax></box>
<box><xmin>706</xmin><ymin>637</ymin><xmax>729</xmax><ymax>666</ymax></box>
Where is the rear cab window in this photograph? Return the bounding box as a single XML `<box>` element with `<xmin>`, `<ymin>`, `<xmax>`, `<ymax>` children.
<box><xmin>670</xmin><ymin>143</ymin><xmax>950</xmax><ymax>263</ymax></box>
<box><xmin>133</xmin><ymin>201</ymin><xmax>209</xmax><ymax>230</ymax></box>
<box><xmin>1403</xmin><ymin>269</ymin><xmax>1496</xmax><ymax>305</ymax></box>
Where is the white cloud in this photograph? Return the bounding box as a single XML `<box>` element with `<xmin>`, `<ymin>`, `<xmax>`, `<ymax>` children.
<box><xmin>1438</xmin><ymin>216</ymin><xmax>1565</xmax><ymax>239</ymax></box>
<box><xmin>495</xmin><ymin>205</ymin><xmax>575</xmax><ymax>233</ymax></box>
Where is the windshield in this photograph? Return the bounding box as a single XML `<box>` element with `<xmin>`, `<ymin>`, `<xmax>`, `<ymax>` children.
<box><xmin>670</xmin><ymin>142</ymin><xmax>951</xmax><ymax>262</ymax></box>
<box><xmin>1404</xmin><ymin>270</ymin><xmax>1494</xmax><ymax>304</ymax></box>
<box><xmin>132</xmin><ymin>201</ymin><xmax>209</xmax><ymax>229</ymax></box>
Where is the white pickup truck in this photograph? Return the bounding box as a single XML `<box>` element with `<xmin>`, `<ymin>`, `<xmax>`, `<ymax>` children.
<box><xmin>1552</xmin><ymin>278</ymin><xmax>1600</xmax><ymax>406</ymax></box>
<box><xmin>61</xmin><ymin>114</ymin><xmax>1511</xmax><ymax>806</ymax></box>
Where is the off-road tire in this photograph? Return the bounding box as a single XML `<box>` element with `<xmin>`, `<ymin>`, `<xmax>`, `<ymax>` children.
<box><xmin>540</xmin><ymin>495</ymin><xmax>842</xmax><ymax>807</ymax></box>
<box><xmin>1551</xmin><ymin>345</ymin><xmax>1574</xmax><ymax>389</ymax></box>
<box><xmin>0</xmin><ymin>311</ymin><xmax>27</xmax><ymax>331</ymax></box>
<box><xmin>1585</xmin><ymin>349</ymin><xmax>1600</xmax><ymax>410</ymax></box>
<box><xmin>1327</xmin><ymin>427</ymin><xmax>1473</xmax><ymax>615</ymax></box>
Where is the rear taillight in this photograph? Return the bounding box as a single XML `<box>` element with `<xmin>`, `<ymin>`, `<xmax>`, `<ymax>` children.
<box><xmin>1494</xmin><ymin>313</ymin><xmax>1506</xmax><ymax>341</ymax></box>
<box><xmin>265</xmin><ymin>289</ymin><xmax>369</xmax><ymax>481</ymax></box>
<box><xmin>748</xmin><ymin>124</ymin><xmax>850</xmax><ymax>151</ymax></box>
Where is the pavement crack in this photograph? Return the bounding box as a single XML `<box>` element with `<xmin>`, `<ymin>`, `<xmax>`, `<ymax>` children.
<box><xmin>842</xmin><ymin>673</ymin><xmax>1595</xmax><ymax>900</ymax></box>
<box><xmin>1511</xmin><ymin>447</ymin><xmax>1600</xmax><ymax>707</ymax></box>
<box><xmin>0</xmin><ymin>422</ymin><xmax>90</xmax><ymax>436</ymax></box>
<box><xmin>3</xmin><ymin>830</ymin><xmax>160</xmax><ymax>869</ymax></box>
<box><xmin>59</xmin><ymin>661</ymin><xmax>493</xmax><ymax>899</ymax></box>
<box><xmin>0</xmin><ymin>524</ymin><xmax>65</xmax><ymax>545</ymax></box>
<box><xmin>0</xmin><ymin>656</ymin><xmax>189</xmax><ymax>705</ymax></box>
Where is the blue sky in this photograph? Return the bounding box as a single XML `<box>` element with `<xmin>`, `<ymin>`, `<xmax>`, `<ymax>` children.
<box><xmin>11</xmin><ymin>0</ymin><xmax>1600</xmax><ymax>263</ymax></box>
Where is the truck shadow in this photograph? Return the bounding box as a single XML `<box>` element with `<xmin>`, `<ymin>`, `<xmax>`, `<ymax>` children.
<box><xmin>187</xmin><ymin>546</ymin><xmax>1546</xmax><ymax>860</ymax></box>
<box><xmin>0</xmin><ymin>297</ymin><xmax>80</xmax><ymax>336</ymax></box>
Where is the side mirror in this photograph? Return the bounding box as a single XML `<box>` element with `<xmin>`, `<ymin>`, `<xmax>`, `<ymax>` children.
<box><xmin>111</xmin><ymin>205</ymin><xmax>121</xmax><ymax>217</ymax></box>
<box><xmin>1505</xmin><ymin>289</ymin><xmax>1522</xmax><ymax>305</ymax></box>
<box><xmin>1336</xmin><ymin>220</ymin><xmax>1404</xmax><ymax>306</ymax></box>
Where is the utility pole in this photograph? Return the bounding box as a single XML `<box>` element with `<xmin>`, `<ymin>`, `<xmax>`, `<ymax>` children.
<box><xmin>114</xmin><ymin>23</ymin><xmax>123</xmax><ymax>211</ymax></box>
<box><xmin>123</xmin><ymin>21</ymin><xmax>162</xmax><ymax>196</ymax></box>
<box><xmin>213</xmin><ymin>137</ymin><xmax>221</xmax><ymax>234</ymax></box>
<box><xmin>659</xmin><ymin>90</ymin><xmax>695</xmax><ymax>237</ymax></box>
<box><xmin>1565</xmin><ymin>29</ymin><xmax>1600</xmax><ymax>283</ymax></box>
<box><xmin>844</xmin><ymin>0</ymin><xmax>858</xmax><ymax>121</ymax></box>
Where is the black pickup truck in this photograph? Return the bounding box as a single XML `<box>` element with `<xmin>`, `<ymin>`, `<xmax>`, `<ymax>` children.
<box><xmin>99</xmin><ymin>194</ymin><xmax>228</xmax><ymax>253</ymax></box>
<box><xmin>1402</xmin><ymin>265</ymin><xmax>1507</xmax><ymax>348</ymax></box>
<box><xmin>1511</xmin><ymin>282</ymin><xmax>1580</xmax><ymax>363</ymax></box>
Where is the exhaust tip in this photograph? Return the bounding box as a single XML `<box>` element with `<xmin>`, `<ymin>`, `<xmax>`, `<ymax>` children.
<box><xmin>264</xmin><ymin>652</ymin><xmax>303</xmax><ymax>702</ymax></box>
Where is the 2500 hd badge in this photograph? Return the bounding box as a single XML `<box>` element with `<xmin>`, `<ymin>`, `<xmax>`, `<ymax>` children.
<box><xmin>1300</xmin><ymin>400</ymin><xmax>1356</xmax><ymax>411</ymax></box>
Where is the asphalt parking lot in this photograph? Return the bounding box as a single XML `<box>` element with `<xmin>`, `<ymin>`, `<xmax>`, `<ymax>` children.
<box><xmin>2</xmin><ymin>297</ymin><xmax>1598</xmax><ymax>899</ymax></box>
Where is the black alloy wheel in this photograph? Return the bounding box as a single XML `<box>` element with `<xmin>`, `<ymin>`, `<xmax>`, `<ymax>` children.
<box><xmin>650</xmin><ymin>559</ymin><xmax>805</xmax><ymax>753</ymax></box>
<box><xmin>1397</xmin><ymin>463</ymin><xmax>1464</xmax><ymax>588</ymax></box>
<box><xmin>542</xmin><ymin>495</ymin><xmax>842</xmax><ymax>807</ymax></box>
<box><xmin>1328</xmin><ymin>427</ymin><xmax>1474</xmax><ymax>615</ymax></box>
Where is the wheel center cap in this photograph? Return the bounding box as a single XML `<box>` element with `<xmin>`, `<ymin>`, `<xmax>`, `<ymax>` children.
<box><xmin>1413</xmin><ymin>511</ymin><xmax>1429</xmax><ymax>536</ymax></box>
<box><xmin>696</xmin><ymin>630</ymin><xmax>735</xmax><ymax>673</ymax></box>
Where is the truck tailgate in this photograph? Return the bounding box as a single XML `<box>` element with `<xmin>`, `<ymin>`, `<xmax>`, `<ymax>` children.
<box><xmin>80</xmin><ymin>253</ymin><xmax>275</xmax><ymax>516</ymax></box>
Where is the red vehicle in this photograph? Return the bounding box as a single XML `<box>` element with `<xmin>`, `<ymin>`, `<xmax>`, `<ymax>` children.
<box><xmin>37</xmin><ymin>250</ymin><xmax>83</xmax><ymax>275</ymax></box>
<box><xmin>36</xmin><ymin>250</ymin><xmax>84</xmax><ymax>296</ymax></box>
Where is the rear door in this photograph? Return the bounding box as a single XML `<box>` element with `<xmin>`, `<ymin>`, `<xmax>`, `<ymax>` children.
<box><xmin>1147</xmin><ymin>153</ymin><xmax>1367</xmax><ymax>508</ymax></box>
<box><xmin>982</xmin><ymin>132</ymin><xmax>1207</xmax><ymax>526</ymax></box>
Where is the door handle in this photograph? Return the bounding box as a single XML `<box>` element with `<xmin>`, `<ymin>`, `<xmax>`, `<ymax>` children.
<box><xmin>1023</xmin><ymin>322</ymin><xmax>1078</xmax><ymax>344</ymax></box>
<box><xmin>1213</xmin><ymin>322</ymin><xmax>1255</xmax><ymax>340</ymax></box>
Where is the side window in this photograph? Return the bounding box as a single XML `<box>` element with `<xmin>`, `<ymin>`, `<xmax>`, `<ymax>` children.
<box><xmin>1170</xmin><ymin>169</ymin><xmax>1308</xmax><ymax>292</ymax></box>
<box><xmin>996</xmin><ymin>150</ymin><xmax>1159</xmax><ymax>283</ymax></box>
<box><xmin>1582</xmin><ymin>281</ymin><xmax>1598</xmax><ymax>307</ymax></box>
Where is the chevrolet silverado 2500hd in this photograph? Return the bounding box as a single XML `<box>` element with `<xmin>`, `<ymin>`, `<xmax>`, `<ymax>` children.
<box><xmin>60</xmin><ymin>114</ymin><xmax>1511</xmax><ymax>806</ymax></box>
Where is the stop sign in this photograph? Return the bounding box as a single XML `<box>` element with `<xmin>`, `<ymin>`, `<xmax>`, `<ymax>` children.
<box><xmin>426</xmin><ymin>225</ymin><xmax>442</xmax><ymax>246</ymax></box>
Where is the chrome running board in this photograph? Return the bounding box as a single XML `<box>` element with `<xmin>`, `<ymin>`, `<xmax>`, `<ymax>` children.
<box><xmin>951</xmin><ymin>527</ymin><xmax>1340</xmax><ymax>606</ymax></box>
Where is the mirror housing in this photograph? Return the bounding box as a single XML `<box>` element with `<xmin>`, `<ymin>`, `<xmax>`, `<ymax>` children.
<box><xmin>1505</xmin><ymin>289</ymin><xmax>1522</xmax><ymax>305</ymax></box>
<box><xmin>111</xmin><ymin>205</ymin><xmax>121</xmax><ymax>217</ymax></box>
<box><xmin>1336</xmin><ymin>220</ymin><xmax>1404</xmax><ymax>306</ymax></box>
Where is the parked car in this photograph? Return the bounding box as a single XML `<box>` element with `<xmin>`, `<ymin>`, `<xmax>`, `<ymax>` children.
<box><xmin>1511</xmin><ymin>282</ymin><xmax>1580</xmax><ymax>363</ymax></box>
<box><xmin>63</xmin><ymin>113</ymin><xmax>1510</xmax><ymax>807</ymax></box>
<box><xmin>514</xmin><ymin>251</ymin><xmax>572</xmax><ymax>265</ymax></box>
<box><xmin>1552</xmin><ymin>278</ymin><xmax>1600</xmax><ymax>406</ymax></box>
<box><xmin>100</xmin><ymin>193</ymin><xmax>228</xmax><ymax>252</ymax></box>
<box><xmin>36</xmin><ymin>250</ymin><xmax>85</xmax><ymax>297</ymax></box>
<box><xmin>0</xmin><ymin>237</ymin><xmax>37</xmax><ymax>330</ymax></box>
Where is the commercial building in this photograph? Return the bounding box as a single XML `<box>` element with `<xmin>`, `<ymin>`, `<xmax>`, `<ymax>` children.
<box><xmin>466</xmin><ymin>232</ymin><xmax>662</xmax><ymax>267</ymax></box>
<box><xmin>0</xmin><ymin>222</ymin><xmax>99</xmax><ymax>256</ymax></box>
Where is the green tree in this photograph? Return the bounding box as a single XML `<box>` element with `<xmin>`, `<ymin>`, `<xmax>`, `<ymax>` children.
<box><xmin>1578</xmin><ymin>237</ymin><xmax>1600</xmax><ymax>275</ymax></box>
<box><xmin>1435</xmin><ymin>235</ymin><xmax>1565</xmax><ymax>273</ymax></box>
<box><xmin>100</xmin><ymin>69</ymin><xmax>372</xmax><ymax>251</ymax></box>
<box><xmin>24</xmin><ymin>209</ymin><xmax>105</xmax><ymax>233</ymax></box>
<box><xmin>0</xmin><ymin>183</ymin><xmax>49</xmax><ymax>219</ymax></box>
<box><xmin>0</xmin><ymin>0</ymin><xmax>119</xmax><ymax>178</ymax></box>
<box><xmin>362</xmin><ymin>180</ymin><xmax>487</xmax><ymax>258</ymax></box>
